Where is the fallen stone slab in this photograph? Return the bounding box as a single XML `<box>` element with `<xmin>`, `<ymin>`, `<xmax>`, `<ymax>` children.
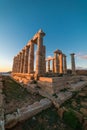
<box><xmin>69</xmin><ymin>81</ymin><xmax>87</xmax><ymax>91</ymax></box>
<box><xmin>5</xmin><ymin>98</ymin><xmax>52</xmax><ymax>129</ymax></box>
<box><xmin>0</xmin><ymin>120</ymin><xmax>5</xmax><ymax>130</ymax></box>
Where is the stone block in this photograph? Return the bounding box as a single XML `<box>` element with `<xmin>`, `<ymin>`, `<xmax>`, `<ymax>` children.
<box><xmin>58</xmin><ymin>108</ymin><xmax>65</xmax><ymax>119</ymax></box>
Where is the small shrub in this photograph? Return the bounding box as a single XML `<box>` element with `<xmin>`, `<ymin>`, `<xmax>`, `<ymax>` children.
<box><xmin>52</xmin><ymin>93</ymin><xmax>58</xmax><ymax>98</ymax></box>
<box><xmin>60</xmin><ymin>88</ymin><xmax>67</xmax><ymax>92</ymax></box>
<box><xmin>63</xmin><ymin>109</ymin><xmax>82</xmax><ymax>130</ymax></box>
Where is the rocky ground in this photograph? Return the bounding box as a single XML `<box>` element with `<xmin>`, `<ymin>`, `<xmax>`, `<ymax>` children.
<box><xmin>59</xmin><ymin>85</ymin><xmax>87</xmax><ymax>130</ymax></box>
<box><xmin>8</xmin><ymin>107</ymin><xmax>73</xmax><ymax>130</ymax></box>
<box><xmin>1</xmin><ymin>75</ymin><xmax>87</xmax><ymax>130</ymax></box>
<box><xmin>2</xmin><ymin>76</ymin><xmax>42</xmax><ymax>114</ymax></box>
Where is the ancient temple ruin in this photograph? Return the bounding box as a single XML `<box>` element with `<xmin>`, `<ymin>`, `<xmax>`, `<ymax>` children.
<box><xmin>12</xmin><ymin>29</ymin><xmax>76</xmax><ymax>85</ymax></box>
<box><xmin>12</xmin><ymin>29</ymin><xmax>46</xmax><ymax>76</ymax></box>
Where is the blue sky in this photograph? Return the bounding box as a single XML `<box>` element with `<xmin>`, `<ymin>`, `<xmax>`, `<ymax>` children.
<box><xmin>0</xmin><ymin>0</ymin><xmax>87</xmax><ymax>72</ymax></box>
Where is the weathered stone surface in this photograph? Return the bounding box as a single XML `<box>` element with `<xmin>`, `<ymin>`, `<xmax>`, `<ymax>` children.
<box><xmin>5</xmin><ymin>113</ymin><xmax>18</xmax><ymax>129</ymax></box>
<box><xmin>27</xmin><ymin>84</ymin><xmax>38</xmax><ymax>94</ymax></box>
<box><xmin>80</xmin><ymin>108</ymin><xmax>87</xmax><ymax>116</ymax></box>
<box><xmin>5</xmin><ymin>98</ymin><xmax>52</xmax><ymax>128</ymax></box>
<box><xmin>81</xmin><ymin>101</ymin><xmax>87</xmax><ymax>107</ymax></box>
<box><xmin>72</xmin><ymin>101</ymin><xmax>77</xmax><ymax>108</ymax></box>
<box><xmin>0</xmin><ymin>120</ymin><xmax>4</xmax><ymax>130</ymax></box>
<box><xmin>74</xmin><ymin>110</ymin><xmax>83</xmax><ymax>123</ymax></box>
<box><xmin>78</xmin><ymin>92</ymin><xmax>86</xmax><ymax>97</ymax></box>
<box><xmin>70</xmin><ymin>81</ymin><xmax>87</xmax><ymax>91</ymax></box>
<box><xmin>70</xmin><ymin>53</ymin><xmax>76</xmax><ymax>74</ymax></box>
<box><xmin>0</xmin><ymin>94</ymin><xmax>4</xmax><ymax>107</ymax></box>
<box><xmin>57</xmin><ymin>91</ymin><xmax>72</xmax><ymax>103</ymax></box>
<box><xmin>83</xmin><ymin>120</ymin><xmax>87</xmax><ymax>130</ymax></box>
<box><xmin>58</xmin><ymin>108</ymin><xmax>65</xmax><ymax>119</ymax></box>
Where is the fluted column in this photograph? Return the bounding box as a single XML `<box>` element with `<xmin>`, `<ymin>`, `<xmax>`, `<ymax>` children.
<box><xmin>36</xmin><ymin>31</ymin><xmax>45</xmax><ymax>75</ymax></box>
<box><xmin>52</xmin><ymin>58</ymin><xmax>55</xmax><ymax>72</ymax></box>
<box><xmin>16</xmin><ymin>54</ymin><xmax>20</xmax><ymax>73</ymax></box>
<box><xmin>23</xmin><ymin>45</ymin><xmax>29</xmax><ymax>73</ymax></box>
<box><xmin>63</xmin><ymin>54</ymin><xmax>67</xmax><ymax>74</ymax></box>
<box><xmin>20</xmin><ymin>49</ymin><xmax>25</xmax><ymax>73</ymax></box>
<box><xmin>54</xmin><ymin>53</ymin><xmax>59</xmax><ymax>73</ymax></box>
<box><xmin>48</xmin><ymin>60</ymin><xmax>50</xmax><ymax>72</ymax></box>
<box><xmin>59</xmin><ymin>53</ymin><xmax>63</xmax><ymax>73</ymax></box>
<box><xmin>28</xmin><ymin>40</ymin><xmax>34</xmax><ymax>73</ymax></box>
<box><xmin>42</xmin><ymin>45</ymin><xmax>46</xmax><ymax>73</ymax></box>
<box><xmin>70</xmin><ymin>53</ymin><xmax>76</xmax><ymax>74</ymax></box>
<box><xmin>15</xmin><ymin>56</ymin><xmax>18</xmax><ymax>73</ymax></box>
<box><xmin>18</xmin><ymin>52</ymin><xmax>22</xmax><ymax>73</ymax></box>
<box><xmin>12</xmin><ymin>56</ymin><xmax>16</xmax><ymax>72</ymax></box>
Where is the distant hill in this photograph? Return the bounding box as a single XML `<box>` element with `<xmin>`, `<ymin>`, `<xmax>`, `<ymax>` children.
<box><xmin>76</xmin><ymin>70</ymin><xmax>87</xmax><ymax>75</ymax></box>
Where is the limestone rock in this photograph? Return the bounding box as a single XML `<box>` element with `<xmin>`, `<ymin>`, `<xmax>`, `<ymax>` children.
<box><xmin>78</xmin><ymin>92</ymin><xmax>86</xmax><ymax>97</ymax></box>
<box><xmin>72</xmin><ymin>101</ymin><xmax>77</xmax><ymax>108</ymax></box>
<box><xmin>58</xmin><ymin>108</ymin><xmax>65</xmax><ymax>119</ymax></box>
<box><xmin>81</xmin><ymin>101</ymin><xmax>87</xmax><ymax>107</ymax></box>
<box><xmin>74</xmin><ymin>110</ymin><xmax>83</xmax><ymax>123</ymax></box>
<box><xmin>80</xmin><ymin>108</ymin><xmax>87</xmax><ymax>116</ymax></box>
<box><xmin>83</xmin><ymin>120</ymin><xmax>87</xmax><ymax>130</ymax></box>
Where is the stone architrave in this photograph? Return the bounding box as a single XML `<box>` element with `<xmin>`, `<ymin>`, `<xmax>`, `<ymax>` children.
<box><xmin>20</xmin><ymin>49</ymin><xmax>25</xmax><ymax>73</ymax></box>
<box><xmin>70</xmin><ymin>53</ymin><xmax>76</xmax><ymax>74</ymax></box>
<box><xmin>59</xmin><ymin>53</ymin><xmax>63</xmax><ymax>74</ymax></box>
<box><xmin>63</xmin><ymin>54</ymin><xmax>67</xmax><ymax>74</ymax></box>
<box><xmin>23</xmin><ymin>45</ymin><xmax>29</xmax><ymax>73</ymax></box>
<box><xmin>28</xmin><ymin>40</ymin><xmax>34</xmax><ymax>73</ymax></box>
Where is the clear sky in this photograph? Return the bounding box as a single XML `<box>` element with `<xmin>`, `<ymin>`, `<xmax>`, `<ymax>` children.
<box><xmin>0</xmin><ymin>0</ymin><xmax>87</xmax><ymax>72</ymax></box>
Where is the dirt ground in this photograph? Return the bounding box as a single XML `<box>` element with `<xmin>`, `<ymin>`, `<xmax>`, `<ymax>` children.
<box><xmin>2</xmin><ymin>76</ymin><xmax>43</xmax><ymax>114</ymax></box>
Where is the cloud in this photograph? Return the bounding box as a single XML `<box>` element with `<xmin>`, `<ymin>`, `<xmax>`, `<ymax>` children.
<box><xmin>48</xmin><ymin>56</ymin><xmax>52</xmax><ymax>58</ymax></box>
<box><xmin>76</xmin><ymin>53</ymin><xmax>87</xmax><ymax>60</ymax></box>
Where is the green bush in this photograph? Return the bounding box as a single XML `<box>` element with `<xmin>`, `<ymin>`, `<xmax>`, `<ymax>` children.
<box><xmin>63</xmin><ymin>109</ymin><xmax>82</xmax><ymax>130</ymax></box>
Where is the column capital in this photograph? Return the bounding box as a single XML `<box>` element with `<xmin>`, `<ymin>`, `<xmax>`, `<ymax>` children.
<box><xmin>22</xmin><ymin>48</ymin><xmax>25</xmax><ymax>52</ymax></box>
<box><xmin>54</xmin><ymin>49</ymin><xmax>62</xmax><ymax>54</ymax></box>
<box><xmin>70</xmin><ymin>53</ymin><xmax>75</xmax><ymax>56</ymax></box>
<box><xmin>38</xmin><ymin>29</ymin><xmax>45</xmax><ymax>37</ymax></box>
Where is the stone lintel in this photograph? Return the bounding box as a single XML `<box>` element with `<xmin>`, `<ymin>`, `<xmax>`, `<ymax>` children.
<box><xmin>46</xmin><ymin>57</ymin><xmax>54</xmax><ymax>61</ymax></box>
<box><xmin>22</xmin><ymin>48</ymin><xmax>25</xmax><ymax>52</ymax></box>
<box><xmin>32</xmin><ymin>29</ymin><xmax>45</xmax><ymax>42</ymax></box>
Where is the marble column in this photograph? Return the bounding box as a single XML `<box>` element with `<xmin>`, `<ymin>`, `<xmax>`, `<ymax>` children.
<box><xmin>52</xmin><ymin>58</ymin><xmax>55</xmax><ymax>73</ymax></box>
<box><xmin>12</xmin><ymin>56</ymin><xmax>16</xmax><ymax>73</ymax></box>
<box><xmin>59</xmin><ymin>53</ymin><xmax>63</xmax><ymax>74</ymax></box>
<box><xmin>15</xmin><ymin>56</ymin><xmax>18</xmax><ymax>73</ymax></box>
<box><xmin>23</xmin><ymin>45</ymin><xmax>29</xmax><ymax>73</ymax></box>
<box><xmin>63</xmin><ymin>54</ymin><xmax>67</xmax><ymax>74</ymax></box>
<box><xmin>28</xmin><ymin>40</ymin><xmax>34</xmax><ymax>73</ymax></box>
<box><xmin>20</xmin><ymin>49</ymin><xmax>25</xmax><ymax>73</ymax></box>
<box><xmin>18</xmin><ymin>52</ymin><xmax>22</xmax><ymax>73</ymax></box>
<box><xmin>70</xmin><ymin>53</ymin><xmax>76</xmax><ymax>74</ymax></box>
<box><xmin>48</xmin><ymin>60</ymin><xmax>50</xmax><ymax>72</ymax></box>
<box><xmin>36</xmin><ymin>32</ymin><xmax>44</xmax><ymax>75</ymax></box>
<box><xmin>16</xmin><ymin>54</ymin><xmax>20</xmax><ymax>73</ymax></box>
<box><xmin>42</xmin><ymin>45</ymin><xmax>46</xmax><ymax>73</ymax></box>
<box><xmin>54</xmin><ymin>53</ymin><xmax>59</xmax><ymax>73</ymax></box>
